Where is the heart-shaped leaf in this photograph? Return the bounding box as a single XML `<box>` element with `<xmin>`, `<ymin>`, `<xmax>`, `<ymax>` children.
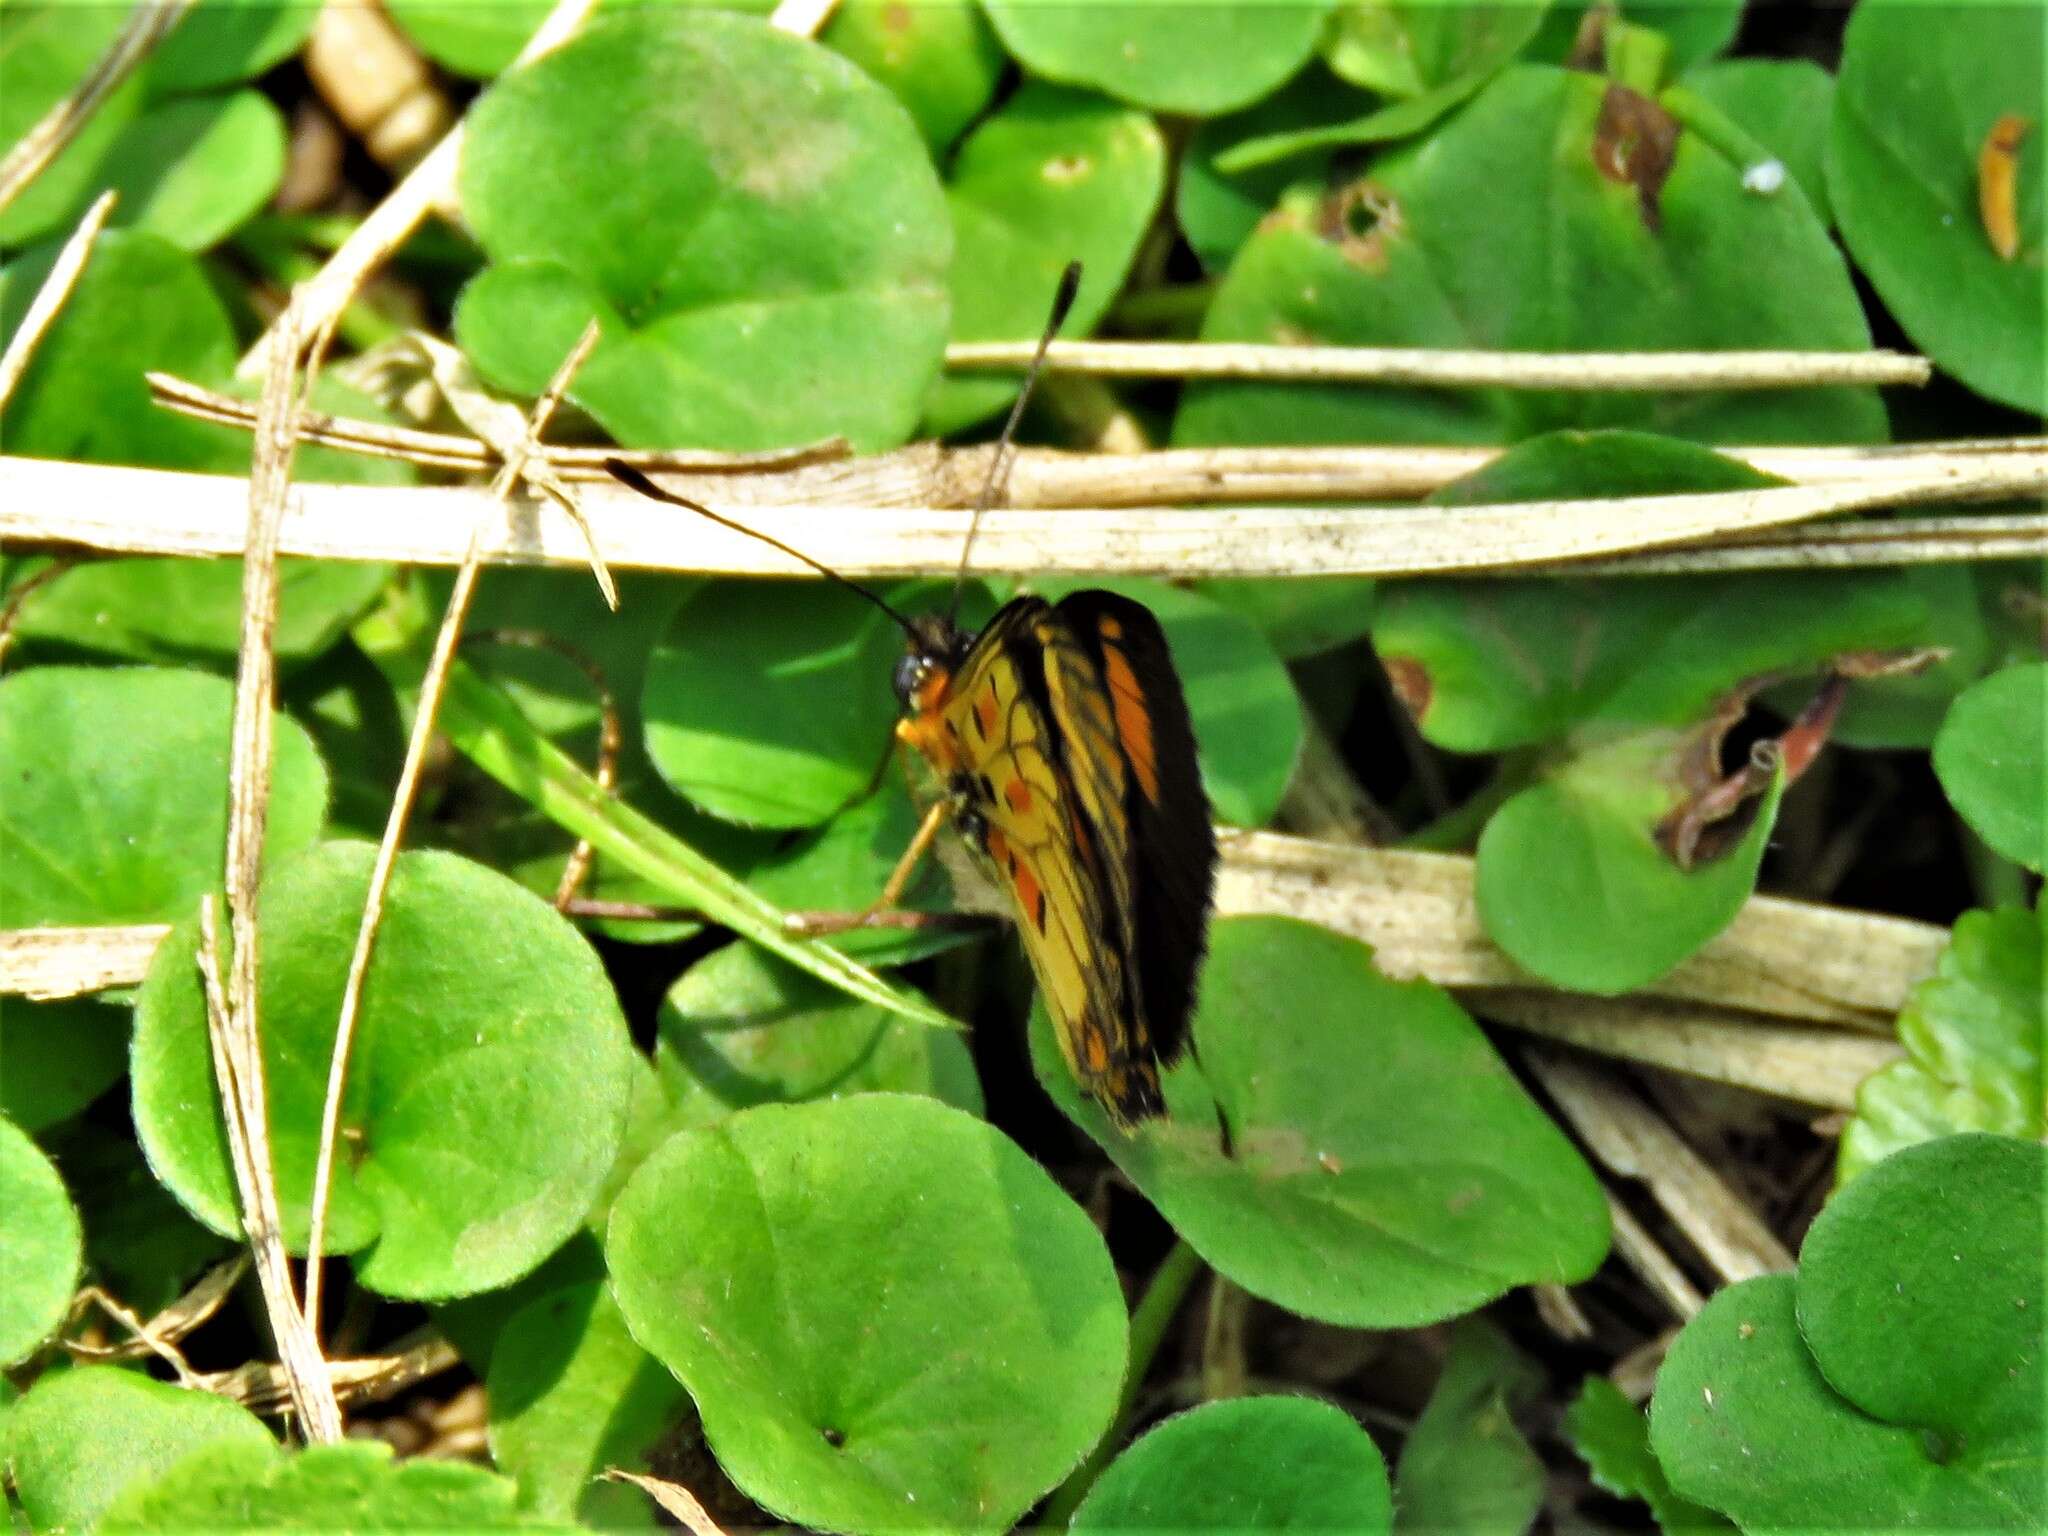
<box><xmin>1650</xmin><ymin>1134</ymin><xmax>2046</xmax><ymax>1533</ymax></box>
<box><xmin>607</xmin><ymin>1094</ymin><xmax>1126</xmax><ymax>1532</ymax></box>
<box><xmin>1034</xmin><ymin>916</ymin><xmax>1610</xmax><ymax>1327</ymax></box>
<box><xmin>132</xmin><ymin>842</ymin><xmax>635</xmax><ymax>1298</ymax></box>
<box><xmin>456</xmin><ymin>9</ymin><xmax>950</xmax><ymax>451</ymax></box>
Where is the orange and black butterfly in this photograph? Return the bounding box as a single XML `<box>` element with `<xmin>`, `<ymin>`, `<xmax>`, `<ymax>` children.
<box><xmin>607</xmin><ymin>265</ymin><xmax>1215</xmax><ymax>1129</ymax></box>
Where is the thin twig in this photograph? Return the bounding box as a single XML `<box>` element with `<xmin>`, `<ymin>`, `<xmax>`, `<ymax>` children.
<box><xmin>946</xmin><ymin>338</ymin><xmax>1933</xmax><ymax>390</ymax></box>
<box><xmin>10</xmin><ymin>455</ymin><xmax>2044</xmax><ymax>578</ymax></box>
<box><xmin>0</xmin><ymin>558</ymin><xmax>74</xmax><ymax>671</ymax></box>
<box><xmin>65</xmin><ymin>1254</ymin><xmax>248</xmax><ymax>1365</ymax></box>
<box><xmin>603</xmin><ymin>1471</ymin><xmax>733</xmax><ymax>1536</ymax></box>
<box><xmin>210</xmin><ymin>300</ymin><xmax>344</xmax><ymax>1440</ymax></box>
<box><xmin>145</xmin><ymin>372</ymin><xmax>2048</xmax><ymax>502</ymax></box>
<box><xmin>237</xmin><ymin>0</ymin><xmax>841</xmax><ymax>380</ymax></box>
<box><xmin>0</xmin><ymin>191</ymin><xmax>118</xmax><ymax>409</ymax></box>
<box><xmin>302</xmin><ymin>322</ymin><xmax>604</xmax><ymax>1332</ymax></box>
<box><xmin>0</xmin><ymin>3</ymin><xmax>194</xmax><ymax>215</ymax></box>
<box><xmin>66</xmin><ymin>1285</ymin><xmax>205</xmax><ymax>1386</ymax></box>
<box><xmin>1525</xmin><ymin>1045</ymin><xmax>1795</xmax><ymax>1287</ymax></box>
<box><xmin>199</xmin><ymin>1330</ymin><xmax>461</xmax><ymax>1415</ymax></box>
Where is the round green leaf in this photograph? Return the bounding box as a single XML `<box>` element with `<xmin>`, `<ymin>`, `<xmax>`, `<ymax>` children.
<box><xmin>1392</xmin><ymin>1319</ymin><xmax>1545</xmax><ymax>1536</ymax></box>
<box><xmin>0</xmin><ymin>3</ymin><xmax>142</xmax><ymax>248</ymax></box>
<box><xmin>1323</xmin><ymin>1</ymin><xmax>1551</xmax><ymax>97</ymax></box>
<box><xmin>1679</xmin><ymin>59</ymin><xmax>1834</xmax><ymax>227</ymax></box>
<box><xmin>488</xmin><ymin>1282</ymin><xmax>689</xmax><ymax>1527</ymax></box>
<box><xmin>132</xmin><ymin>842</ymin><xmax>634</xmax><ymax>1298</ymax></box>
<box><xmin>0</xmin><ymin>666</ymin><xmax>328</xmax><ymax>927</ymax></box>
<box><xmin>1828</xmin><ymin>0</ymin><xmax>2045</xmax><ymax>412</ymax></box>
<box><xmin>383</xmin><ymin>0</ymin><xmax>565</xmax><ymax>78</ymax></box>
<box><xmin>824</xmin><ymin>0</ymin><xmax>1006</xmax><ymax>153</ymax></box>
<box><xmin>642</xmin><ymin>579</ymin><xmax>902</xmax><ymax>828</ymax></box>
<box><xmin>0</xmin><ymin>998</ymin><xmax>129</xmax><ymax>1132</ymax></box>
<box><xmin>1071</xmin><ymin>1396</ymin><xmax>1391</xmax><ymax>1533</ymax></box>
<box><xmin>0</xmin><ymin>1117</ymin><xmax>80</xmax><ymax>1366</ymax></box>
<box><xmin>1034</xmin><ymin>916</ymin><xmax>1610</xmax><ymax>1327</ymax></box>
<box><xmin>4</xmin><ymin>1365</ymin><xmax>272</xmax><ymax>1530</ymax></box>
<box><xmin>1839</xmin><ymin>906</ymin><xmax>2045</xmax><ymax>1188</ymax></box>
<box><xmin>0</xmin><ymin>231</ymin><xmax>244</xmax><ymax>468</ymax></box>
<box><xmin>1477</xmin><ymin>744</ymin><xmax>1785</xmax><ymax>994</ymax></box>
<box><xmin>1934</xmin><ymin>662</ymin><xmax>2048</xmax><ymax>874</ymax></box>
<box><xmin>1032</xmin><ymin>577</ymin><xmax>1305</xmax><ymax>828</ymax></box>
<box><xmin>456</xmin><ymin>9</ymin><xmax>951</xmax><ymax>452</ymax></box>
<box><xmin>144</xmin><ymin>0</ymin><xmax>323</xmax><ymax>95</ymax></box>
<box><xmin>982</xmin><ymin>1</ymin><xmax>1337</xmax><ymax>116</ymax></box>
<box><xmin>12</xmin><ymin>557</ymin><xmax>395</xmax><ymax>666</ymax></box>
<box><xmin>1652</xmin><ymin>1135</ymin><xmax>2046</xmax><ymax>1533</ymax></box>
<box><xmin>101</xmin><ymin>1440</ymin><xmax>542</xmax><ymax>1531</ymax></box>
<box><xmin>656</xmin><ymin>943</ymin><xmax>983</xmax><ymax>1128</ymax></box>
<box><xmin>925</xmin><ymin>82</ymin><xmax>1166</xmax><ymax>436</ymax></box>
<box><xmin>1175</xmin><ymin>66</ymin><xmax>1885</xmax><ymax>450</ymax></box>
<box><xmin>607</xmin><ymin>1094</ymin><xmax>1127</xmax><ymax>1532</ymax></box>
<box><xmin>91</xmin><ymin>89</ymin><xmax>286</xmax><ymax>251</ymax></box>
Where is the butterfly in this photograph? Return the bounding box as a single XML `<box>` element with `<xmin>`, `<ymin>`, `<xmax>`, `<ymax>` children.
<box><xmin>606</xmin><ymin>266</ymin><xmax>1216</xmax><ymax>1130</ymax></box>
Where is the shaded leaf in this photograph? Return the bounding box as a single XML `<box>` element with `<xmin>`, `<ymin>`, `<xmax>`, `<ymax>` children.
<box><xmin>0</xmin><ymin>1116</ymin><xmax>80</xmax><ymax>1366</ymax></box>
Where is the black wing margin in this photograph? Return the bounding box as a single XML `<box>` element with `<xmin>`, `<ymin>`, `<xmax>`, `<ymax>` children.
<box><xmin>1053</xmin><ymin>589</ymin><xmax>1217</xmax><ymax>1067</ymax></box>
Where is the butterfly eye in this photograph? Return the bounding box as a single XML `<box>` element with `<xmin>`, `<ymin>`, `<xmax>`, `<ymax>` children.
<box><xmin>891</xmin><ymin>653</ymin><xmax>923</xmax><ymax>709</ymax></box>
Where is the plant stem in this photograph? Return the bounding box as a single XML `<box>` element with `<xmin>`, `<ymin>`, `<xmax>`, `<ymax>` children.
<box><xmin>1040</xmin><ymin>1239</ymin><xmax>1206</xmax><ymax>1525</ymax></box>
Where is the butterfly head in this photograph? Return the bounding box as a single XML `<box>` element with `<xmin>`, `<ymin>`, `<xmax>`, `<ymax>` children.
<box><xmin>892</xmin><ymin>614</ymin><xmax>974</xmax><ymax>716</ymax></box>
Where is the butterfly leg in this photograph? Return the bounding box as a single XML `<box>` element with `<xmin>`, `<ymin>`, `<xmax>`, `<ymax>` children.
<box><xmin>784</xmin><ymin>799</ymin><xmax>952</xmax><ymax>937</ymax></box>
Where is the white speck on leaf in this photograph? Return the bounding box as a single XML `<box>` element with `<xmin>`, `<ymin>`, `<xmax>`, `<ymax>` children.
<box><xmin>1742</xmin><ymin>159</ymin><xmax>1786</xmax><ymax>195</ymax></box>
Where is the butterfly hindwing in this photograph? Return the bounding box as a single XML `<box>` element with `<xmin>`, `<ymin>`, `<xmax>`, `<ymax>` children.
<box><xmin>936</xmin><ymin>592</ymin><xmax>1212</xmax><ymax>1127</ymax></box>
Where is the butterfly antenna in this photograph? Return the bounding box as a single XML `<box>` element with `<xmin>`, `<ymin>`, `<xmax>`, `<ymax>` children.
<box><xmin>604</xmin><ymin>459</ymin><xmax>918</xmax><ymax>639</ymax></box>
<box><xmin>946</xmin><ymin>260</ymin><xmax>1083</xmax><ymax>625</ymax></box>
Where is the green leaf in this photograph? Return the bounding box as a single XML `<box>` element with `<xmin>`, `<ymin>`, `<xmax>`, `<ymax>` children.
<box><xmin>433</xmin><ymin>1229</ymin><xmax>610</xmax><ymax>1379</ymax></box>
<box><xmin>101</xmin><ymin>1439</ymin><xmax>544</xmax><ymax>1531</ymax></box>
<box><xmin>5</xmin><ymin>1366</ymin><xmax>272</xmax><ymax>1529</ymax></box>
<box><xmin>656</xmin><ymin>943</ymin><xmax>983</xmax><ymax>1129</ymax></box>
<box><xmin>1392</xmin><ymin>1320</ymin><xmax>1544</xmax><ymax>1536</ymax></box>
<box><xmin>1679</xmin><ymin>59</ymin><xmax>1834</xmax><ymax>227</ymax></box>
<box><xmin>131</xmin><ymin>842</ymin><xmax>635</xmax><ymax>1298</ymax></box>
<box><xmin>1179</xmin><ymin>64</ymin><xmax>1373</xmax><ymax>274</ymax></box>
<box><xmin>0</xmin><ymin>3</ymin><xmax>143</xmax><ymax>249</ymax></box>
<box><xmin>1532</xmin><ymin>1</ymin><xmax>1745</xmax><ymax>75</ymax></box>
<box><xmin>823</xmin><ymin>0</ymin><xmax>1006</xmax><ymax>153</ymax></box>
<box><xmin>1934</xmin><ymin>662</ymin><xmax>2048</xmax><ymax>874</ymax></box>
<box><xmin>1650</xmin><ymin>1135</ymin><xmax>2046</xmax><ymax>1533</ymax></box>
<box><xmin>0</xmin><ymin>666</ymin><xmax>328</xmax><ymax>927</ymax></box>
<box><xmin>1839</xmin><ymin>906</ymin><xmax>2045</xmax><ymax>1188</ymax></box>
<box><xmin>0</xmin><ymin>1116</ymin><xmax>80</xmax><ymax>1366</ymax></box>
<box><xmin>1031</xmin><ymin>577</ymin><xmax>1305</xmax><ymax>828</ymax></box>
<box><xmin>1193</xmin><ymin>576</ymin><xmax>1378</xmax><ymax>661</ymax></box>
<box><xmin>0</xmin><ymin>231</ymin><xmax>241</xmax><ymax>467</ymax></box>
<box><xmin>1828</xmin><ymin>0</ymin><xmax>2045</xmax><ymax>412</ymax></box>
<box><xmin>982</xmin><ymin>1</ymin><xmax>1337</xmax><ymax>116</ymax></box>
<box><xmin>144</xmin><ymin>0</ymin><xmax>324</xmax><ymax>95</ymax></box>
<box><xmin>0</xmin><ymin>998</ymin><xmax>128</xmax><ymax>1132</ymax></box>
<box><xmin>424</xmin><ymin>657</ymin><xmax>958</xmax><ymax>1032</ymax></box>
<box><xmin>607</xmin><ymin>1095</ymin><xmax>1127</xmax><ymax>1532</ymax></box>
<box><xmin>1071</xmin><ymin>1396</ymin><xmax>1392</xmax><ymax>1533</ymax></box>
<box><xmin>488</xmin><ymin>1282</ymin><xmax>689</xmax><ymax>1527</ymax></box>
<box><xmin>89</xmin><ymin>89</ymin><xmax>287</xmax><ymax>252</ymax></box>
<box><xmin>924</xmin><ymin>83</ymin><xmax>1166</xmax><ymax>436</ymax></box>
<box><xmin>1034</xmin><ymin>916</ymin><xmax>1610</xmax><ymax>1327</ymax></box>
<box><xmin>1174</xmin><ymin>67</ymin><xmax>1885</xmax><ymax>451</ymax></box>
<box><xmin>455</xmin><ymin>9</ymin><xmax>950</xmax><ymax>452</ymax></box>
<box><xmin>13</xmin><ymin>557</ymin><xmax>395</xmax><ymax>666</ymax></box>
<box><xmin>642</xmin><ymin>580</ymin><xmax>904</xmax><ymax>829</ymax></box>
<box><xmin>1476</xmin><ymin>745</ymin><xmax>1784</xmax><ymax>995</ymax></box>
<box><xmin>1565</xmin><ymin>1376</ymin><xmax>1732</xmax><ymax>1535</ymax></box>
<box><xmin>384</xmin><ymin>0</ymin><xmax>566</xmax><ymax>78</ymax></box>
